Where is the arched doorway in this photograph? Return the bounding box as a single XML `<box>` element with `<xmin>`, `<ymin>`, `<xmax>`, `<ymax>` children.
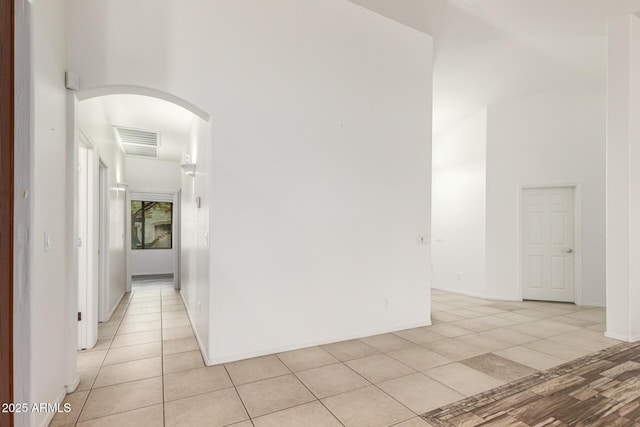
<box><xmin>64</xmin><ymin>85</ymin><xmax>211</xmax><ymax>390</ymax></box>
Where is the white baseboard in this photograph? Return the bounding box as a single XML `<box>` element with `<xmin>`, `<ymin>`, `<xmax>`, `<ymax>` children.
<box><xmin>605</xmin><ymin>331</ymin><xmax>640</xmax><ymax>342</ymax></box>
<box><xmin>37</xmin><ymin>389</ymin><xmax>67</xmax><ymax>427</ymax></box>
<box><xmin>179</xmin><ymin>292</ymin><xmax>210</xmax><ymax>365</ymax></box>
<box><xmin>66</xmin><ymin>374</ymin><xmax>80</xmax><ymax>393</ymax></box>
<box><xmin>431</xmin><ymin>286</ymin><xmax>521</xmax><ymax>302</ymax></box>
<box><xmin>203</xmin><ymin>320</ymin><xmax>433</xmax><ymax>366</ymax></box>
<box><xmin>105</xmin><ymin>291</ymin><xmax>125</xmax><ymax>322</ymax></box>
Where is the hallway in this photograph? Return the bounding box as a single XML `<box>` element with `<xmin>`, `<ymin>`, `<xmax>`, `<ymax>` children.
<box><xmin>51</xmin><ymin>288</ymin><xmax>618</xmax><ymax>427</ymax></box>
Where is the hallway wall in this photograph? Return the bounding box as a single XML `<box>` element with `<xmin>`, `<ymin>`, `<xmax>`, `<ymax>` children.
<box><xmin>432</xmin><ymin>109</ymin><xmax>487</xmax><ymax>296</ymax></box>
<box><xmin>13</xmin><ymin>1</ymin><xmax>32</xmax><ymax>426</ymax></box>
<box><xmin>78</xmin><ymin>98</ymin><xmax>128</xmax><ymax>319</ymax></box>
<box><xmin>606</xmin><ymin>14</ymin><xmax>640</xmax><ymax>341</ymax></box>
<box><xmin>431</xmin><ymin>87</ymin><xmax>606</xmax><ymax>307</ymax></box>
<box><xmin>29</xmin><ymin>0</ymin><xmax>69</xmax><ymax>426</ymax></box>
<box><xmin>67</xmin><ymin>0</ymin><xmax>434</xmax><ymax>363</ymax></box>
<box><xmin>126</xmin><ymin>157</ymin><xmax>181</xmax><ymax>192</ymax></box>
<box><xmin>181</xmin><ymin>116</ymin><xmax>211</xmax><ymax>360</ymax></box>
<box><xmin>486</xmin><ymin>87</ymin><xmax>606</xmax><ymax>305</ymax></box>
<box><xmin>127</xmin><ymin>157</ymin><xmax>181</xmax><ymax>277</ymax></box>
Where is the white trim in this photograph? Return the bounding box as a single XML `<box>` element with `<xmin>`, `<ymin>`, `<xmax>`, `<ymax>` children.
<box><xmin>129</xmin><ymin>190</ymin><xmax>176</xmax><ymax>202</ymax></box>
<box><xmin>76</xmin><ymin>144</ymin><xmax>100</xmax><ymax>350</ymax></box>
<box><xmin>574</xmin><ymin>185</ymin><xmax>584</xmax><ymax>305</ymax></box>
<box><xmin>64</xmin><ymin>92</ymin><xmax>79</xmax><ymax>394</ymax></box>
<box><xmin>98</xmin><ymin>159</ymin><xmax>109</xmax><ymax>322</ymax></box>
<box><xmin>13</xmin><ymin>3</ymin><xmax>33</xmax><ymax>424</ymax></box>
<box><xmin>76</xmin><ymin>85</ymin><xmax>210</xmax><ymax>120</ymax></box>
<box><xmin>105</xmin><ymin>291</ymin><xmax>125</xmax><ymax>323</ymax></box>
<box><xmin>203</xmin><ymin>321</ymin><xmax>434</xmax><ymax>366</ymax></box>
<box><xmin>517</xmin><ymin>183</ymin><xmax>582</xmax><ymax>305</ymax></box>
<box><xmin>605</xmin><ymin>331</ymin><xmax>640</xmax><ymax>342</ymax></box>
<box><xmin>78</xmin><ymin>127</ymin><xmax>96</xmax><ymax>149</ymax></box>
<box><xmin>66</xmin><ymin>375</ymin><xmax>80</xmax><ymax>393</ymax></box>
<box><xmin>180</xmin><ymin>291</ymin><xmax>209</xmax><ymax>365</ymax></box>
<box><xmin>37</xmin><ymin>389</ymin><xmax>68</xmax><ymax>427</ymax></box>
<box><xmin>173</xmin><ymin>190</ymin><xmax>181</xmax><ymax>290</ymax></box>
<box><xmin>125</xmin><ymin>189</ymin><xmax>132</xmax><ymax>292</ymax></box>
<box><xmin>430</xmin><ymin>286</ymin><xmax>522</xmax><ymax>302</ymax></box>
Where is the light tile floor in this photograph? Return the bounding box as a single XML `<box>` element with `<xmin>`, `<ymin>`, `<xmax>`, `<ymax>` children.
<box><xmin>51</xmin><ymin>287</ymin><xmax>620</xmax><ymax>427</ymax></box>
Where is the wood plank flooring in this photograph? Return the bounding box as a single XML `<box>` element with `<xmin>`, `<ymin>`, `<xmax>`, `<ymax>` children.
<box><xmin>422</xmin><ymin>342</ymin><xmax>640</xmax><ymax>426</ymax></box>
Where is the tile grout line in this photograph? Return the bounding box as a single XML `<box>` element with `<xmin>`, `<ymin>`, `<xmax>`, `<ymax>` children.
<box><xmin>76</xmin><ymin>288</ymin><xmax>175</xmax><ymax>425</ymax></box>
<box><xmin>73</xmin><ymin>292</ymin><xmax>133</xmax><ymax>425</ymax></box>
<box><xmin>221</xmin><ymin>364</ymin><xmax>257</xmax><ymax>426</ymax></box>
<box><xmin>160</xmin><ymin>289</ymin><xmax>166</xmax><ymax>427</ymax></box>
<box><xmin>77</xmin><ymin>289</ymin><xmax>610</xmax><ymax>426</ymax></box>
<box><xmin>273</xmin><ymin>352</ymin><xmax>347</xmax><ymax>427</ymax></box>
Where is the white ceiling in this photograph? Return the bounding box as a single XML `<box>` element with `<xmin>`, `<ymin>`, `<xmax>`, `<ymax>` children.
<box><xmin>348</xmin><ymin>0</ymin><xmax>640</xmax><ymax>134</ymax></box>
<box><xmin>79</xmin><ymin>94</ymin><xmax>195</xmax><ymax>162</ymax></box>
<box><xmin>79</xmin><ymin>2</ymin><xmax>640</xmax><ymax>145</ymax></box>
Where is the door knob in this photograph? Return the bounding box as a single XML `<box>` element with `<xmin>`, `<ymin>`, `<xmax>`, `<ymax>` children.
<box><xmin>563</xmin><ymin>248</ymin><xmax>573</xmax><ymax>254</ymax></box>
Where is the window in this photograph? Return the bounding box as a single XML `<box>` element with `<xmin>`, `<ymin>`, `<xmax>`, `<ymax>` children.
<box><xmin>131</xmin><ymin>201</ymin><xmax>173</xmax><ymax>249</ymax></box>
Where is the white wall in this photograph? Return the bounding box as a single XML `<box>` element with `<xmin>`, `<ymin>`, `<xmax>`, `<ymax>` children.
<box><xmin>13</xmin><ymin>1</ymin><xmax>32</xmax><ymax>426</ymax></box>
<box><xmin>126</xmin><ymin>156</ymin><xmax>181</xmax><ymax>192</ymax></box>
<box><xmin>181</xmin><ymin>116</ymin><xmax>211</xmax><ymax>360</ymax></box>
<box><xmin>486</xmin><ymin>87</ymin><xmax>606</xmax><ymax>305</ymax></box>
<box><xmin>30</xmin><ymin>0</ymin><xmax>69</xmax><ymax>425</ymax></box>
<box><xmin>606</xmin><ymin>15</ymin><xmax>640</xmax><ymax>341</ymax></box>
<box><xmin>433</xmin><ymin>88</ymin><xmax>606</xmax><ymax>305</ymax></box>
<box><xmin>67</xmin><ymin>0</ymin><xmax>433</xmax><ymax>364</ymax></box>
<box><xmin>130</xmin><ymin>250</ymin><xmax>174</xmax><ymax>276</ymax></box>
<box><xmin>127</xmin><ymin>157</ymin><xmax>181</xmax><ymax>276</ymax></box>
<box><xmin>78</xmin><ymin>98</ymin><xmax>127</xmax><ymax>319</ymax></box>
<box><xmin>432</xmin><ymin>109</ymin><xmax>487</xmax><ymax>297</ymax></box>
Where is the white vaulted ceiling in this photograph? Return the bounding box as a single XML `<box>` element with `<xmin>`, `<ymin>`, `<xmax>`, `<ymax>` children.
<box><xmin>78</xmin><ymin>94</ymin><xmax>195</xmax><ymax>163</ymax></box>
<box><xmin>102</xmin><ymin>94</ymin><xmax>194</xmax><ymax>162</ymax></box>
<box><xmin>348</xmin><ymin>0</ymin><xmax>640</xmax><ymax>133</ymax></box>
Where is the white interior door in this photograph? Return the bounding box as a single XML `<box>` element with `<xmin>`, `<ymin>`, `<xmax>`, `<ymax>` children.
<box><xmin>522</xmin><ymin>187</ymin><xmax>575</xmax><ymax>302</ymax></box>
<box><xmin>98</xmin><ymin>161</ymin><xmax>108</xmax><ymax>322</ymax></box>
<box><xmin>78</xmin><ymin>146</ymin><xmax>88</xmax><ymax>349</ymax></box>
<box><xmin>78</xmin><ymin>145</ymin><xmax>99</xmax><ymax>350</ymax></box>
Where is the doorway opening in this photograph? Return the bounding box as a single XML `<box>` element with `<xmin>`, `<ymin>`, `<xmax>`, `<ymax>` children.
<box><xmin>520</xmin><ymin>185</ymin><xmax>581</xmax><ymax>303</ymax></box>
<box><xmin>77</xmin><ymin>142</ymin><xmax>99</xmax><ymax>350</ymax></box>
<box><xmin>66</xmin><ymin>86</ymin><xmax>211</xmax><ymax>396</ymax></box>
<box><xmin>127</xmin><ymin>191</ymin><xmax>180</xmax><ymax>292</ymax></box>
<box><xmin>98</xmin><ymin>160</ymin><xmax>108</xmax><ymax>322</ymax></box>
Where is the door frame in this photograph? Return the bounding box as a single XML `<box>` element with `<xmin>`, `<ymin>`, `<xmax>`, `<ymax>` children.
<box><xmin>126</xmin><ymin>190</ymin><xmax>180</xmax><ymax>290</ymax></box>
<box><xmin>77</xmin><ymin>133</ymin><xmax>99</xmax><ymax>350</ymax></box>
<box><xmin>517</xmin><ymin>183</ymin><xmax>583</xmax><ymax>305</ymax></box>
<box><xmin>0</xmin><ymin>0</ymin><xmax>15</xmax><ymax>424</ymax></box>
<box><xmin>98</xmin><ymin>159</ymin><xmax>109</xmax><ymax>322</ymax></box>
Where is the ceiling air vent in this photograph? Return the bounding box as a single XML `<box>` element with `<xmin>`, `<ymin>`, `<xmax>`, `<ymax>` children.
<box><xmin>114</xmin><ymin>126</ymin><xmax>160</xmax><ymax>158</ymax></box>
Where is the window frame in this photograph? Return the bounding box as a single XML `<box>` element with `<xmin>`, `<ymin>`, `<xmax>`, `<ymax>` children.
<box><xmin>131</xmin><ymin>200</ymin><xmax>174</xmax><ymax>250</ymax></box>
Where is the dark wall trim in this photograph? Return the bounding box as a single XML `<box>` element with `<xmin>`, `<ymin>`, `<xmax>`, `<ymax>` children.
<box><xmin>0</xmin><ymin>0</ymin><xmax>15</xmax><ymax>425</ymax></box>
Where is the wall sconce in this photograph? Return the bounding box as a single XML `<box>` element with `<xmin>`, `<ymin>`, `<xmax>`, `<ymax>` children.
<box><xmin>181</xmin><ymin>162</ymin><xmax>196</xmax><ymax>177</ymax></box>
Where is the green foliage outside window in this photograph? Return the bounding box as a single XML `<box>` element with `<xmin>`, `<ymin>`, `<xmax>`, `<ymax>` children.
<box><xmin>131</xmin><ymin>201</ymin><xmax>173</xmax><ymax>249</ymax></box>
